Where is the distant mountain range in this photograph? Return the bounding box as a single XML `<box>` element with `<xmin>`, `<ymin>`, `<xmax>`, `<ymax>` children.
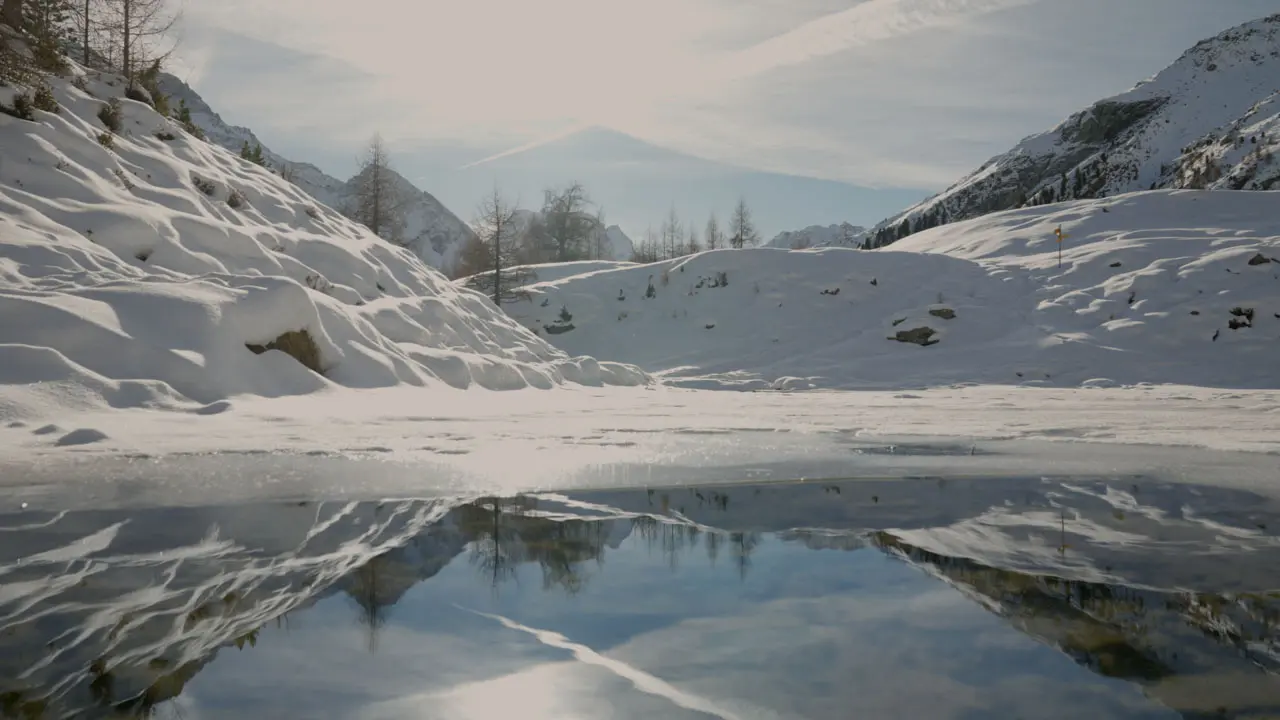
<box><xmin>764</xmin><ymin>222</ymin><xmax>866</xmax><ymax>250</ymax></box>
<box><xmin>407</xmin><ymin>126</ymin><xmax>927</xmax><ymax>247</ymax></box>
<box><xmin>157</xmin><ymin>75</ymin><xmax>478</xmax><ymax>270</ymax></box>
<box><xmin>867</xmin><ymin>13</ymin><xmax>1280</xmax><ymax>249</ymax></box>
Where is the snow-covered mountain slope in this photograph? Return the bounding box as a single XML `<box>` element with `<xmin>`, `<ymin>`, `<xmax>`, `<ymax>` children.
<box><xmin>765</xmin><ymin>222</ymin><xmax>866</xmax><ymax>249</ymax></box>
<box><xmin>157</xmin><ymin>74</ymin><xmax>477</xmax><ymax>269</ymax></box>
<box><xmin>0</xmin><ymin>65</ymin><xmax>647</xmax><ymax>428</ymax></box>
<box><xmin>868</xmin><ymin>14</ymin><xmax>1280</xmax><ymax>248</ymax></box>
<box><xmin>496</xmin><ymin>190</ymin><xmax>1279</xmax><ymax>391</ymax></box>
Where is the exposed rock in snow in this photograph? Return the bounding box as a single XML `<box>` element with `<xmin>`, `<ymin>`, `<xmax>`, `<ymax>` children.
<box><xmin>495</xmin><ymin>190</ymin><xmax>1280</xmax><ymax>390</ymax></box>
<box><xmin>0</xmin><ymin>63</ymin><xmax>649</xmax><ymax>424</ymax></box>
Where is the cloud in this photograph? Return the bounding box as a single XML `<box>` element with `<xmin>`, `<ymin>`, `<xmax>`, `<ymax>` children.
<box><xmin>720</xmin><ymin>0</ymin><xmax>1039</xmax><ymax>82</ymax></box>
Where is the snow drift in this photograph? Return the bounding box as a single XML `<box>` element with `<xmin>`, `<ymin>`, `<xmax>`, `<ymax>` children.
<box><xmin>497</xmin><ymin>190</ymin><xmax>1280</xmax><ymax>390</ymax></box>
<box><xmin>0</xmin><ymin>65</ymin><xmax>647</xmax><ymax>425</ymax></box>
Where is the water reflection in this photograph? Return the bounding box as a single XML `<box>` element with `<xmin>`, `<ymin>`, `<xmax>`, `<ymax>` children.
<box><xmin>1</xmin><ymin>477</ymin><xmax>1278</xmax><ymax>718</ymax></box>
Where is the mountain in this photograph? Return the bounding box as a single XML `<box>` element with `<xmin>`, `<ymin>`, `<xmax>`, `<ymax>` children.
<box><xmin>0</xmin><ymin>60</ymin><xmax>649</xmax><ymax>429</ymax></box>
<box><xmin>156</xmin><ymin>75</ymin><xmax>477</xmax><ymax>270</ymax></box>
<box><xmin>868</xmin><ymin>14</ymin><xmax>1280</xmax><ymax>249</ymax></box>
<box><xmin>418</xmin><ymin>126</ymin><xmax>928</xmax><ymax>244</ymax></box>
<box><xmin>765</xmin><ymin>222</ymin><xmax>866</xmax><ymax>250</ymax></box>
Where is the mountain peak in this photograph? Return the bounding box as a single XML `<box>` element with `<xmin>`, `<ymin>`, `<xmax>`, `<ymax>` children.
<box><xmin>867</xmin><ymin>13</ymin><xmax>1280</xmax><ymax>248</ymax></box>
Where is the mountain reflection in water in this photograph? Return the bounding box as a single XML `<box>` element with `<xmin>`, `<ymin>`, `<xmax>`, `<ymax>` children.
<box><xmin>2</xmin><ymin>476</ymin><xmax>1279</xmax><ymax>719</ymax></box>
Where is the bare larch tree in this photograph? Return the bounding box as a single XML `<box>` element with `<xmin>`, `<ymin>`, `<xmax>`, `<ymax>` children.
<box><xmin>349</xmin><ymin>132</ymin><xmax>407</xmax><ymax>245</ymax></box>
<box><xmin>729</xmin><ymin>196</ymin><xmax>758</xmax><ymax>249</ymax></box>
<box><xmin>464</xmin><ymin>186</ymin><xmax>522</xmax><ymax>305</ymax></box>
<box><xmin>704</xmin><ymin>213</ymin><xmax>723</xmax><ymax>250</ymax></box>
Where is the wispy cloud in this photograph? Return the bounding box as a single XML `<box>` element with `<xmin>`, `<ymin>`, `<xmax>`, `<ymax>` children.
<box><xmin>720</xmin><ymin>0</ymin><xmax>1038</xmax><ymax>81</ymax></box>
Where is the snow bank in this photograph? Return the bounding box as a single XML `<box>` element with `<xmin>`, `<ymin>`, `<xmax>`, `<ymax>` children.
<box><xmin>498</xmin><ymin>191</ymin><xmax>1280</xmax><ymax>390</ymax></box>
<box><xmin>0</xmin><ymin>66</ymin><xmax>647</xmax><ymax>424</ymax></box>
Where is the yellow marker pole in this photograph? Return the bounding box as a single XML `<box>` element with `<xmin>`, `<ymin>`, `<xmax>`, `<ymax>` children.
<box><xmin>1054</xmin><ymin>226</ymin><xmax>1068</xmax><ymax>268</ymax></box>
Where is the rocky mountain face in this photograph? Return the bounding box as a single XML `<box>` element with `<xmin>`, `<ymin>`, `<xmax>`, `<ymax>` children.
<box><xmin>765</xmin><ymin>222</ymin><xmax>867</xmax><ymax>250</ymax></box>
<box><xmin>868</xmin><ymin>14</ymin><xmax>1280</xmax><ymax>249</ymax></box>
<box><xmin>156</xmin><ymin>75</ymin><xmax>476</xmax><ymax>270</ymax></box>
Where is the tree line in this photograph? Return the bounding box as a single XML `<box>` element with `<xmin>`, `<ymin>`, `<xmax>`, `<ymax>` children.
<box><xmin>630</xmin><ymin>197</ymin><xmax>759</xmax><ymax>263</ymax></box>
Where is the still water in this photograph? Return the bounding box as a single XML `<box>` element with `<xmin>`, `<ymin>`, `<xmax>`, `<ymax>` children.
<box><xmin>2</xmin><ymin>475</ymin><xmax>1279</xmax><ymax>719</ymax></box>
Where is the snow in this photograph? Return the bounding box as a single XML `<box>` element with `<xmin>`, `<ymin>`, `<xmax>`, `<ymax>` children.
<box><xmin>765</xmin><ymin>222</ymin><xmax>867</xmax><ymax>250</ymax></box>
<box><xmin>874</xmin><ymin>14</ymin><xmax>1280</xmax><ymax>243</ymax></box>
<box><xmin>2</xmin><ymin>55</ymin><xmax>1279</xmax><ymax>487</ymax></box>
<box><xmin>488</xmin><ymin>190</ymin><xmax>1279</xmax><ymax>391</ymax></box>
<box><xmin>156</xmin><ymin>74</ymin><xmax>478</xmax><ymax>270</ymax></box>
<box><xmin>0</xmin><ymin>64</ymin><xmax>648</xmax><ymax>428</ymax></box>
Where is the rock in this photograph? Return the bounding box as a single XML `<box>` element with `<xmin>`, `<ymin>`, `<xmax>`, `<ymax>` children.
<box><xmin>246</xmin><ymin>329</ymin><xmax>323</xmax><ymax>374</ymax></box>
<box><xmin>1229</xmin><ymin>306</ymin><xmax>1255</xmax><ymax>323</ymax></box>
<box><xmin>928</xmin><ymin>307</ymin><xmax>956</xmax><ymax>320</ymax></box>
<box><xmin>1247</xmin><ymin>253</ymin><xmax>1272</xmax><ymax>266</ymax></box>
<box><xmin>889</xmin><ymin>327</ymin><xmax>939</xmax><ymax>346</ymax></box>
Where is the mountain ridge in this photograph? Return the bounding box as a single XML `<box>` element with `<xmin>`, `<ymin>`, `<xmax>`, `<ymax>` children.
<box><xmin>156</xmin><ymin>74</ymin><xmax>478</xmax><ymax>270</ymax></box>
<box><xmin>867</xmin><ymin>13</ymin><xmax>1280</xmax><ymax>249</ymax></box>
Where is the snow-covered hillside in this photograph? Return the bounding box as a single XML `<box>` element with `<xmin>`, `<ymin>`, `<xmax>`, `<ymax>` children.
<box><xmin>869</xmin><ymin>14</ymin><xmax>1280</xmax><ymax>248</ymax></box>
<box><xmin>0</xmin><ymin>65</ymin><xmax>647</xmax><ymax>430</ymax></box>
<box><xmin>157</xmin><ymin>75</ymin><xmax>477</xmax><ymax>269</ymax></box>
<box><xmin>765</xmin><ymin>222</ymin><xmax>866</xmax><ymax>250</ymax></box>
<box><xmin>499</xmin><ymin>190</ymin><xmax>1279</xmax><ymax>390</ymax></box>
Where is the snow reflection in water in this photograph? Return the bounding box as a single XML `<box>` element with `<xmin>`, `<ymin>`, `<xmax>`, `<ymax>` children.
<box><xmin>2</xmin><ymin>475</ymin><xmax>1279</xmax><ymax>719</ymax></box>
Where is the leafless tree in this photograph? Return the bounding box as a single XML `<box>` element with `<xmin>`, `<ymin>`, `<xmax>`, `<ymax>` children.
<box><xmin>686</xmin><ymin>225</ymin><xmax>700</xmax><ymax>255</ymax></box>
<box><xmin>632</xmin><ymin>225</ymin><xmax>660</xmax><ymax>263</ymax></box>
<box><xmin>704</xmin><ymin>213</ymin><xmax>723</xmax><ymax>250</ymax></box>
<box><xmin>99</xmin><ymin>0</ymin><xmax>177</xmax><ymax>88</ymax></box>
<box><xmin>592</xmin><ymin>207</ymin><xmax>608</xmax><ymax>260</ymax></box>
<box><xmin>660</xmin><ymin>206</ymin><xmax>681</xmax><ymax>260</ymax></box>
<box><xmin>541</xmin><ymin>182</ymin><xmax>593</xmax><ymax>262</ymax></box>
<box><xmin>349</xmin><ymin>132</ymin><xmax>407</xmax><ymax>245</ymax></box>
<box><xmin>460</xmin><ymin>186</ymin><xmax>523</xmax><ymax>305</ymax></box>
<box><xmin>729</xmin><ymin>196</ymin><xmax>758</xmax><ymax>249</ymax></box>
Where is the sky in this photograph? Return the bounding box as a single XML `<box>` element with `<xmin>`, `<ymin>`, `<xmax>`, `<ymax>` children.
<box><xmin>171</xmin><ymin>0</ymin><xmax>1280</xmax><ymax>236</ymax></box>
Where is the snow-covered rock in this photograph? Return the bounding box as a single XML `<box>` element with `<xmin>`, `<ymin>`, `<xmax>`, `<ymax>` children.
<box><xmin>497</xmin><ymin>190</ymin><xmax>1280</xmax><ymax>390</ymax></box>
<box><xmin>157</xmin><ymin>74</ymin><xmax>477</xmax><ymax>269</ymax></box>
<box><xmin>868</xmin><ymin>14</ymin><xmax>1280</xmax><ymax>248</ymax></box>
<box><xmin>0</xmin><ymin>64</ymin><xmax>648</xmax><ymax>423</ymax></box>
<box><xmin>765</xmin><ymin>222</ymin><xmax>867</xmax><ymax>250</ymax></box>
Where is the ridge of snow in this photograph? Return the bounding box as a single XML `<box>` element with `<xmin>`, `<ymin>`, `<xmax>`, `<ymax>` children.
<box><xmin>494</xmin><ymin>190</ymin><xmax>1280</xmax><ymax>391</ymax></box>
<box><xmin>871</xmin><ymin>13</ymin><xmax>1280</xmax><ymax>246</ymax></box>
<box><xmin>0</xmin><ymin>63</ymin><xmax>649</xmax><ymax>426</ymax></box>
<box><xmin>156</xmin><ymin>74</ymin><xmax>477</xmax><ymax>270</ymax></box>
